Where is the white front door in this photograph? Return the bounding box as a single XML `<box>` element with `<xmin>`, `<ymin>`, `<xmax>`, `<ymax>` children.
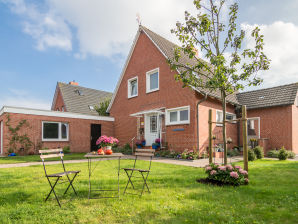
<box><xmin>144</xmin><ymin>114</ymin><xmax>159</xmax><ymax>146</ymax></box>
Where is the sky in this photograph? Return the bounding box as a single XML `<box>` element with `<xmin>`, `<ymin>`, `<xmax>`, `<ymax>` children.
<box><xmin>0</xmin><ymin>0</ymin><xmax>298</xmax><ymax>110</ymax></box>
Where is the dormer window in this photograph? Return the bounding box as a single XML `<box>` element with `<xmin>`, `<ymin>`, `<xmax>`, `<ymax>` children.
<box><xmin>75</xmin><ymin>90</ymin><xmax>84</xmax><ymax>95</ymax></box>
<box><xmin>128</xmin><ymin>76</ymin><xmax>138</xmax><ymax>98</ymax></box>
<box><xmin>146</xmin><ymin>68</ymin><xmax>159</xmax><ymax>93</ymax></box>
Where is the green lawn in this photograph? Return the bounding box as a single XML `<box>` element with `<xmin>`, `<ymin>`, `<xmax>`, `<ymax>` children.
<box><xmin>0</xmin><ymin>153</ymin><xmax>86</xmax><ymax>164</ymax></box>
<box><xmin>0</xmin><ymin>160</ymin><xmax>297</xmax><ymax>224</ymax></box>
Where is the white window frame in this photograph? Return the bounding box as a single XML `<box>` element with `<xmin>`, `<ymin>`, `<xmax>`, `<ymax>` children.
<box><xmin>146</xmin><ymin>68</ymin><xmax>159</xmax><ymax>93</ymax></box>
<box><xmin>165</xmin><ymin>106</ymin><xmax>190</xmax><ymax>126</ymax></box>
<box><xmin>216</xmin><ymin>110</ymin><xmax>236</xmax><ymax>126</ymax></box>
<box><xmin>42</xmin><ymin>121</ymin><xmax>69</xmax><ymax>142</ymax></box>
<box><xmin>128</xmin><ymin>76</ymin><xmax>138</xmax><ymax>98</ymax></box>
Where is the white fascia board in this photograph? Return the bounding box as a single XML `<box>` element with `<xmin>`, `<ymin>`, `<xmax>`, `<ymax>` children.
<box><xmin>0</xmin><ymin>106</ymin><xmax>114</xmax><ymax>122</ymax></box>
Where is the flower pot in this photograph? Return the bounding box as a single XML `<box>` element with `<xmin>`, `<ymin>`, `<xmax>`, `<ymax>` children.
<box><xmin>152</xmin><ymin>144</ymin><xmax>158</xmax><ymax>150</ymax></box>
<box><xmin>106</xmin><ymin>145</ymin><xmax>112</xmax><ymax>150</ymax></box>
<box><xmin>136</xmin><ymin>145</ymin><xmax>142</xmax><ymax>149</ymax></box>
<box><xmin>105</xmin><ymin>149</ymin><xmax>113</xmax><ymax>155</ymax></box>
<box><xmin>142</xmin><ymin>141</ymin><xmax>146</xmax><ymax>146</ymax></box>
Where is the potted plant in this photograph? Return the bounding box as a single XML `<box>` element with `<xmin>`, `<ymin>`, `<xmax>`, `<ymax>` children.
<box><xmin>155</xmin><ymin>138</ymin><xmax>161</xmax><ymax>147</ymax></box>
<box><xmin>96</xmin><ymin>135</ymin><xmax>119</xmax><ymax>154</ymax></box>
<box><xmin>141</xmin><ymin>138</ymin><xmax>146</xmax><ymax>146</ymax></box>
<box><xmin>136</xmin><ymin>140</ymin><xmax>143</xmax><ymax>148</ymax></box>
<box><xmin>152</xmin><ymin>142</ymin><xmax>159</xmax><ymax>150</ymax></box>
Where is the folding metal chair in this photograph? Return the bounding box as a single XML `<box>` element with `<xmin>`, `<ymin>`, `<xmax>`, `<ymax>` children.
<box><xmin>123</xmin><ymin>148</ymin><xmax>154</xmax><ymax>196</ymax></box>
<box><xmin>39</xmin><ymin>148</ymin><xmax>80</xmax><ymax>207</ymax></box>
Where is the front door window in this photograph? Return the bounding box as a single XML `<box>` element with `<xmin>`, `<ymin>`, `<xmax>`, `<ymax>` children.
<box><xmin>150</xmin><ymin>115</ymin><xmax>157</xmax><ymax>133</ymax></box>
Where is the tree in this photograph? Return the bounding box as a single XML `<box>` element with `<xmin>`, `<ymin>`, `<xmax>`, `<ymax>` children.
<box><xmin>95</xmin><ymin>98</ymin><xmax>111</xmax><ymax>116</ymax></box>
<box><xmin>168</xmin><ymin>0</ymin><xmax>270</xmax><ymax>164</ymax></box>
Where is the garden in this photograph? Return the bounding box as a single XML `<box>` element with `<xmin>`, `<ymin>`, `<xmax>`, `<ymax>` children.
<box><xmin>0</xmin><ymin>159</ymin><xmax>297</xmax><ymax>223</ymax></box>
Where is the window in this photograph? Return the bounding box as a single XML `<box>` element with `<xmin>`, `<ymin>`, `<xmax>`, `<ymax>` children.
<box><xmin>75</xmin><ymin>89</ymin><xmax>84</xmax><ymax>95</ymax></box>
<box><xmin>150</xmin><ymin>115</ymin><xmax>157</xmax><ymax>133</ymax></box>
<box><xmin>146</xmin><ymin>68</ymin><xmax>159</xmax><ymax>93</ymax></box>
<box><xmin>216</xmin><ymin>110</ymin><xmax>236</xmax><ymax>126</ymax></box>
<box><xmin>166</xmin><ymin>106</ymin><xmax>190</xmax><ymax>125</ymax></box>
<box><xmin>128</xmin><ymin>77</ymin><xmax>138</xmax><ymax>98</ymax></box>
<box><xmin>89</xmin><ymin>105</ymin><xmax>95</xmax><ymax>110</ymax></box>
<box><xmin>42</xmin><ymin>122</ymin><xmax>69</xmax><ymax>141</ymax></box>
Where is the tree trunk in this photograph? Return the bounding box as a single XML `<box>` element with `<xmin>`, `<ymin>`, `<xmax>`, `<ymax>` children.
<box><xmin>221</xmin><ymin>90</ymin><xmax>227</xmax><ymax>165</ymax></box>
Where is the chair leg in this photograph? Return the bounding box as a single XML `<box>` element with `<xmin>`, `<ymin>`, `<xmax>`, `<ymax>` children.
<box><xmin>64</xmin><ymin>173</ymin><xmax>78</xmax><ymax>195</ymax></box>
<box><xmin>45</xmin><ymin>177</ymin><xmax>61</xmax><ymax>207</ymax></box>
<box><xmin>123</xmin><ymin>170</ymin><xmax>135</xmax><ymax>195</ymax></box>
<box><xmin>140</xmin><ymin>172</ymin><xmax>150</xmax><ymax>197</ymax></box>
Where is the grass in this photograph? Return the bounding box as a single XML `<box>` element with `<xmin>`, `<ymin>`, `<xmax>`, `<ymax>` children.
<box><xmin>0</xmin><ymin>160</ymin><xmax>297</xmax><ymax>223</ymax></box>
<box><xmin>0</xmin><ymin>153</ymin><xmax>86</xmax><ymax>164</ymax></box>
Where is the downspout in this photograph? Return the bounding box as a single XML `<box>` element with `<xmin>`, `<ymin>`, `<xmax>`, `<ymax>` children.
<box><xmin>197</xmin><ymin>93</ymin><xmax>208</xmax><ymax>152</ymax></box>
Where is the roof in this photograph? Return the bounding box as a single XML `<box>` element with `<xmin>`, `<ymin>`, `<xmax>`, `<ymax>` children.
<box><xmin>236</xmin><ymin>82</ymin><xmax>298</xmax><ymax>109</ymax></box>
<box><xmin>0</xmin><ymin>106</ymin><xmax>114</xmax><ymax>121</ymax></box>
<box><xmin>53</xmin><ymin>82</ymin><xmax>112</xmax><ymax>116</ymax></box>
<box><xmin>107</xmin><ymin>26</ymin><xmax>238</xmax><ymax>112</ymax></box>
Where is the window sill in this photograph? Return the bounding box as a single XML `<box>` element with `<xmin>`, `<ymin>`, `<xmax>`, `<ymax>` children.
<box><xmin>42</xmin><ymin>139</ymin><xmax>69</xmax><ymax>142</ymax></box>
<box><xmin>128</xmin><ymin>94</ymin><xmax>138</xmax><ymax>99</ymax></box>
<box><xmin>146</xmin><ymin>88</ymin><xmax>159</xmax><ymax>94</ymax></box>
<box><xmin>166</xmin><ymin>122</ymin><xmax>190</xmax><ymax>126</ymax></box>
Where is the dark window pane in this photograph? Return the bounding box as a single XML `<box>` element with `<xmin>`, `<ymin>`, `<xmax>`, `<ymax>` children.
<box><xmin>170</xmin><ymin>111</ymin><xmax>177</xmax><ymax>122</ymax></box>
<box><xmin>150</xmin><ymin>116</ymin><xmax>157</xmax><ymax>133</ymax></box>
<box><xmin>131</xmin><ymin>80</ymin><xmax>137</xmax><ymax>96</ymax></box>
<box><xmin>150</xmin><ymin>72</ymin><xmax>158</xmax><ymax>90</ymax></box>
<box><xmin>61</xmin><ymin>123</ymin><xmax>68</xmax><ymax>139</ymax></box>
<box><xmin>43</xmin><ymin>123</ymin><xmax>59</xmax><ymax>139</ymax></box>
<box><xmin>180</xmin><ymin>110</ymin><xmax>188</xmax><ymax>121</ymax></box>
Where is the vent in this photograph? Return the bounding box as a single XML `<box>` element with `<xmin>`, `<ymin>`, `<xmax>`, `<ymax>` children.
<box><xmin>75</xmin><ymin>90</ymin><xmax>84</xmax><ymax>95</ymax></box>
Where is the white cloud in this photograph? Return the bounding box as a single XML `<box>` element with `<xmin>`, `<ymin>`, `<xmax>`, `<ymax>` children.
<box><xmin>241</xmin><ymin>21</ymin><xmax>298</xmax><ymax>88</ymax></box>
<box><xmin>0</xmin><ymin>89</ymin><xmax>50</xmax><ymax>110</ymax></box>
<box><xmin>2</xmin><ymin>0</ymin><xmax>72</xmax><ymax>51</ymax></box>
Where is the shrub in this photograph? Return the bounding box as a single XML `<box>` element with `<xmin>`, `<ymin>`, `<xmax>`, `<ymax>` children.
<box><xmin>267</xmin><ymin>150</ymin><xmax>279</xmax><ymax>158</ymax></box>
<box><xmin>248</xmin><ymin>148</ymin><xmax>256</xmax><ymax>161</ymax></box>
<box><xmin>227</xmin><ymin>148</ymin><xmax>240</xmax><ymax>157</ymax></box>
<box><xmin>253</xmin><ymin>146</ymin><xmax>264</xmax><ymax>159</ymax></box>
<box><xmin>112</xmin><ymin>143</ymin><xmax>132</xmax><ymax>155</ymax></box>
<box><xmin>63</xmin><ymin>145</ymin><xmax>70</xmax><ymax>154</ymax></box>
<box><xmin>287</xmin><ymin>151</ymin><xmax>296</xmax><ymax>159</ymax></box>
<box><xmin>205</xmin><ymin>164</ymin><xmax>249</xmax><ymax>186</ymax></box>
<box><xmin>278</xmin><ymin>147</ymin><xmax>288</xmax><ymax>160</ymax></box>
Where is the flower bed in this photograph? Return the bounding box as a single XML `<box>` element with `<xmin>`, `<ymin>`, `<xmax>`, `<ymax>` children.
<box><xmin>199</xmin><ymin>163</ymin><xmax>249</xmax><ymax>186</ymax></box>
<box><xmin>155</xmin><ymin>149</ymin><xmax>200</xmax><ymax>160</ymax></box>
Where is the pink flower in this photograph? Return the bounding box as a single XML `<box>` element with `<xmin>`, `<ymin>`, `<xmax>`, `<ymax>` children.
<box><xmin>210</xmin><ymin>170</ymin><xmax>217</xmax><ymax>175</ymax></box>
<box><xmin>239</xmin><ymin>169</ymin><xmax>248</xmax><ymax>176</ymax></box>
<box><xmin>244</xmin><ymin>178</ymin><xmax>249</xmax><ymax>183</ymax></box>
<box><xmin>230</xmin><ymin>171</ymin><xmax>239</xmax><ymax>179</ymax></box>
<box><xmin>218</xmin><ymin>166</ymin><xmax>226</xmax><ymax>171</ymax></box>
<box><xmin>226</xmin><ymin>165</ymin><xmax>233</xmax><ymax>171</ymax></box>
<box><xmin>235</xmin><ymin>165</ymin><xmax>241</xmax><ymax>169</ymax></box>
<box><xmin>205</xmin><ymin>166</ymin><xmax>212</xmax><ymax>171</ymax></box>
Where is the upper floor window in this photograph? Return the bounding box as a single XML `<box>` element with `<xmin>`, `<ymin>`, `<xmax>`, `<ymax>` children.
<box><xmin>128</xmin><ymin>76</ymin><xmax>138</xmax><ymax>98</ymax></box>
<box><xmin>146</xmin><ymin>68</ymin><xmax>159</xmax><ymax>93</ymax></box>
<box><xmin>42</xmin><ymin>121</ymin><xmax>69</xmax><ymax>141</ymax></box>
<box><xmin>166</xmin><ymin>106</ymin><xmax>190</xmax><ymax>125</ymax></box>
<box><xmin>216</xmin><ymin>110</ymin><xmax>236</xmax><ymax>126</ymax></box>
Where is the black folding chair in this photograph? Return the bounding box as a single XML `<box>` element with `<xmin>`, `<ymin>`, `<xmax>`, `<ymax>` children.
<box><xmin>123</xmin><ymin>148</ymin><xmax>154</xmax><ymax>196</ymax></box>
<box><xmin>39</xmin><ymin>148</ymin><xmax>80</xmax><ymax>207</ymax></box>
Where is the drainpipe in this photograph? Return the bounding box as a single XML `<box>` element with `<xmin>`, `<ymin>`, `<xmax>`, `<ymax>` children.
<box><xmin>196</xmin><ymin>93</ymin><xmax>208</xmax><ymax>152</ymax></box>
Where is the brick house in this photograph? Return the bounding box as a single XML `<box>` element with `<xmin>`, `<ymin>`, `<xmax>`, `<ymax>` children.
<box><xmin>0</xmin><ymin>83</ymin><xmax>114</xmax><ymax>155</ymax></box>
<box><xmin>107</xmin><ymin>25</ymin><xmax>298</xmax><ymax>154</ymax></box>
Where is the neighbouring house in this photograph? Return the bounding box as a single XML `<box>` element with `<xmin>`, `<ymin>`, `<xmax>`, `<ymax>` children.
<box><xmin>0</xmin><ymin>82</ymin><xmax>114</xmax><ymax>155</ymax></box>
<box><xmin>237</xmin><ymin>83</ymin><xmax>298</xmax><ymax>154</ymax></box>
<box><xmin>52</xmin><ymin>81</ymin><xmax>113</xmax><ymax>115</ymax></box>
<box><xmin>107</xmin><ymin>25</ymin><xmax>298</xmax><ymax>154</ymax></box>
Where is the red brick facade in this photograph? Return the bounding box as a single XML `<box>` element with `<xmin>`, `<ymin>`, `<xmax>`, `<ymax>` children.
<box><xmin>246</xmin><ymin>105</ymin><xmax>298</xmax><ymax>153</ymax></box>
<box><xmin>109</xmin><ymin>30</ymin><xmax>238</xmax><ymax>153</ymax></box>
<box><xmin>53</xmin><ymin>88</ymin><xmax>66</xmax><ymax>112</ymax></box>
<box><xmin>0</xmin><ymin>112</ymin><xmax>114</xmax><ymax>155</ymax></box>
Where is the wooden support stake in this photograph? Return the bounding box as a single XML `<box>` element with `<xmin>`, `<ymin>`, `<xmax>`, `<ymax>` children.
<box><xmin>242</xmin><ymin>105</ymin><xmax>248</xmax><ymax>171</ymax></box>
<box><xmin>208</xmin><ymin>109</ymin><xmax>213</xmax><ymax>164</ymax></box>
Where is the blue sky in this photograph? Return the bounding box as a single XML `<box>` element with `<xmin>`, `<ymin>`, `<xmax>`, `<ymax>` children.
<box><xmin>0</xmin><ymin>0</ymin><xmax>298</xmax><ymax>109</ymax></box>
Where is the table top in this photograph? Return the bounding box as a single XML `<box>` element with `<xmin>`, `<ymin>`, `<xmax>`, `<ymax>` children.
<box><xmin>84</xmin><ymin>153</ymin><xmax>124</xmax><ymax>158</ymax></box>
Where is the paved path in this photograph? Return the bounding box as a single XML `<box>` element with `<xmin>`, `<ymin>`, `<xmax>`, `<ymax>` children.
<box><xmin>0</xmin><ymin>156</ymin><xmax>244</xmax><ymax>169</ymax></box>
